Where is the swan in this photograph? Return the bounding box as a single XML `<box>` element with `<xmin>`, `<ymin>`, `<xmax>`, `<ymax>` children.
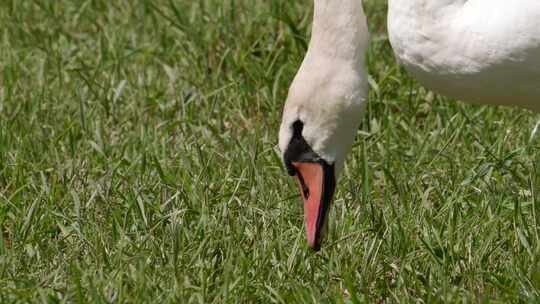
<box><xmin>279</xmin><ymin>0</ymin><xmax>369</xmax><ymax>250</ymax></box>
<box><xmin>279</xmin><ymin>0</ymin><xmax>540</xmax><ymax>250</ymax></box>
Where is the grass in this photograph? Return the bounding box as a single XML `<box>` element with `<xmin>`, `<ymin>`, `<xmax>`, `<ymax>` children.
<box><xmin>1</xmin><ymin>0</ymin><xmax>539</xmax><ymax>302</ymax></box>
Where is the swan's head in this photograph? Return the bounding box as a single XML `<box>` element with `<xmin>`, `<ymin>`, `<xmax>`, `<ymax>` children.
<box><xmin>279</xmin><ymin>60</ymin><xmax>368</xmax><ymax>250</ymax></box>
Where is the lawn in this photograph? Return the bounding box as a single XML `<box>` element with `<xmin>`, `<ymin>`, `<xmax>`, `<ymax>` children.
<box><xmin>1</xmin><ymin>0</ymin><xmax>540</xmax><ymax>302</ymax></box>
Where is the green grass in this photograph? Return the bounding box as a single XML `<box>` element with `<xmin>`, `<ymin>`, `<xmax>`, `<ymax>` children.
<box><xmin>1</xmin><ymin>0</ymin><xmax>539</xmax><ymax>302</ymax></box>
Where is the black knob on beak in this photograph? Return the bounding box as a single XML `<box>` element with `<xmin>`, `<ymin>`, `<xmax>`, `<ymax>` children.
<box><xmin>283</xmin><ymin>120</ymin><xmax>322</xmax><ymax>175</ymax></box>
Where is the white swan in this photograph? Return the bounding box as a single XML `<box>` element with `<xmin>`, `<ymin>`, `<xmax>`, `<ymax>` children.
<box><xmin>279</xmin><ymin>0</ymin><xmax>369</xmax><ymax>249</ymax></box>
<box><xmin>279</xmin><ymin>0</ymin><xmax>540</xmax><ymax>249</ymax></box>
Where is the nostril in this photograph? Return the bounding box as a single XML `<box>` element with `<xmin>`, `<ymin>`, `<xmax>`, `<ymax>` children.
<box><xmin>297</xmin><ymin>172</ymin><xmax>310</xmax><ymax>199</ymax></box>
<box><xmin>302</xmin><ymin>185</ymin><xmax>310</xmax><ymax>199</ymax></box>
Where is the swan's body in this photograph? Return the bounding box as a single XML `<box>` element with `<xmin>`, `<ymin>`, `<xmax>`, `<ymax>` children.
<box><xmin>389</xmin><ymin>0</ymin><xmax>540</xmax><ymax>111</ymax></box>
<box><xmin>279</xmin><ymin>0</ymin><xmax>540</xmax><ymax>249</ymax></box>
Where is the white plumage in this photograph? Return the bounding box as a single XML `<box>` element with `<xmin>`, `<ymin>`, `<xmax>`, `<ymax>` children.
<box><xmin>280</xmin><ymin>0</ymin><xmax>540</xmax><ymax>172</ymax></box>
<box><xmin>279</xmin><ymin>0</ymin><xmax>369</xmax><ymax>174</ymax></box>
<box><xmin>388</xmin><ymin>0</ymin><xmax>540</xmax><ymax>111</ymax></box>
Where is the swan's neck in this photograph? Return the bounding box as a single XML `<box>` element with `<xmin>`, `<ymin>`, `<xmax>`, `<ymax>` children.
<box><xmin>308</xmin><ymin>0</ymin><xmax>368</xmax><ymax>64</ymax></box>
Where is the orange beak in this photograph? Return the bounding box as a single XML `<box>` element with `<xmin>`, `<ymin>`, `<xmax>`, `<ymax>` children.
<box><xmin>292</xmin><ymin>162</ymin><xmax>336</xmax><ymax>250</ymax></box>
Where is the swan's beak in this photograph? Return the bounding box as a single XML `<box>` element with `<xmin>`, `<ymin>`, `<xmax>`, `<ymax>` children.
<box><xmin>282</xmin><ymin>121</ymin><xmax>336</xmax><ymax>250</ymax></box>
<box><xmin>291</xmin><ymin>161</ymin><xmax>336</xmax><ymax>250</ymax></box>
